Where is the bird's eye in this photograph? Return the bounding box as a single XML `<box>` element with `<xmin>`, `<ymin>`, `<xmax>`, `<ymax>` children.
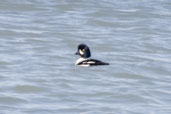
<box><xmin>82</xmin><ymin>49</ymin><xmax>85</xmax><ymax>52</ymax></box>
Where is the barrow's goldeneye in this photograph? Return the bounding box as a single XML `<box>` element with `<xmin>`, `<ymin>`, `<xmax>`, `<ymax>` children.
<box><xmin>75</xmin><ymin>44</ymin><xmax>109</xmax><ymax>66</ymax></box>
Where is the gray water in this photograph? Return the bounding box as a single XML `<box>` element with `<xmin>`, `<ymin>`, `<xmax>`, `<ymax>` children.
<box><xmin>0</xmin><ymin>0</ymin><xmax>171</xmax><ymax>114</ymax></box>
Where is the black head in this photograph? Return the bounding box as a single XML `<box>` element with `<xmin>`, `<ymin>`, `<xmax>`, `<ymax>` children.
<box><xmin>75</xmin><ymin>44</ymin><xmax>91</xmax><ymax>58</ymax></box>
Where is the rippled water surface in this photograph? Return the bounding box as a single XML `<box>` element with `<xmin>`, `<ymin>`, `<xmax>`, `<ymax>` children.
<box><xmin>0</xmin><ymin>0</ymin><xmax>171</xmax><ymax>114</ymax></box>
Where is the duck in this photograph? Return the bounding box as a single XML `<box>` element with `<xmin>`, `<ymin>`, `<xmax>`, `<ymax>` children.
<box><xmin>75</xmin><ymin>44</ymin><xmax>109</xmax><ymax>66</ymax></box>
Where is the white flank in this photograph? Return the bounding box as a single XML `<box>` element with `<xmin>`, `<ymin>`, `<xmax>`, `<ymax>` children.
<box><xmin>87</xmin><ymin>61</ymin><xmax>95</xmax><ymax>64</ymax></box>
<box><xmin>75</xmin><ymin>58</ymin><xmax>86</xmax><ymax>65</ymax></box>
<box><xmin>75</xmin><ymin>58</ymin><xmax>90</xmax><ymax>67</ymax></box>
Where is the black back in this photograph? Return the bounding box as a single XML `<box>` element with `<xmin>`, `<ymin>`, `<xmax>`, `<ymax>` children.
<box><xmin>77</xmin><ymin>59</ymin><xmax>109</xmax><ymax>66</ymax></box>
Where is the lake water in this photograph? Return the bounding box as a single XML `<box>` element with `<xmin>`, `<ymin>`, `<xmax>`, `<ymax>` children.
<box><xmin>0</xmin><ymin>0</ymin><xmax>171</xmax><ymax>114</ymax></box>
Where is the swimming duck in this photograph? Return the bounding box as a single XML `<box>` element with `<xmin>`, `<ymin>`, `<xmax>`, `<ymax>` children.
<box><xmin>75</xmin><ymin>44</ymin><xmax>109</xmax><ymax>66</ymax></box>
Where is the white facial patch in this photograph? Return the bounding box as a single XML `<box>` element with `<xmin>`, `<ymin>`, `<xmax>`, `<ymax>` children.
<box><xmin>79</xmin><ymin>49</ymin><xmax>84</xmax><ymax>55</ymax></box>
